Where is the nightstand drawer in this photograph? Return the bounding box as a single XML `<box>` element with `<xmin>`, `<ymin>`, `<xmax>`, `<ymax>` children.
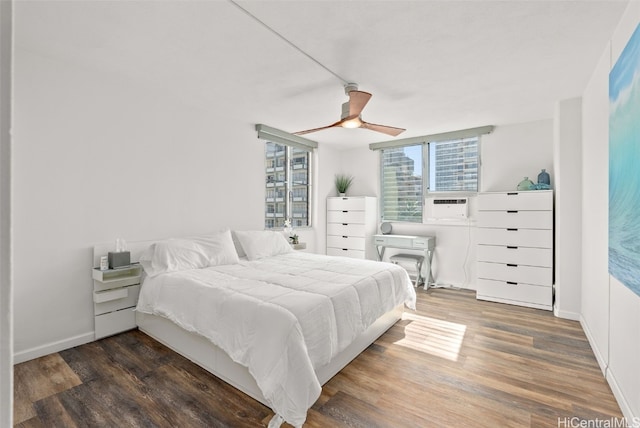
<box><xmin>94</xmin><ymin>285</ymin><xmax>141</xmax><ymax>316</ymax></box>
<box><xmin>327</xmin><ymin>235</ymin><xmax>365</xmax><ymax>250</ymax></box>
<box><xmin>477</xmin><ymin>262</ymin><xmax>552</xmax><ymax>286</ymax></box>
<box><xmin>95</xmin><ymin>307</ymin><xmax>136</xmax><ymax>339</ymax></box>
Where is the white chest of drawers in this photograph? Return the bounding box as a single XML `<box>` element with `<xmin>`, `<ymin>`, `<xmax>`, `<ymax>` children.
<box><xmin>326</xmin><ymin>196</ymin><xmax>377</xmax><ymax>260</ymax></box>
<box><xmin>476</xmin><ymin>190</ymin><xmax>554</xmax><ymax>310</ymax></box>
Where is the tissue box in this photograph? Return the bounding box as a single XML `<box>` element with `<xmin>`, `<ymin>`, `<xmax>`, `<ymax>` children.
<box><xmin>108</xmin><ymin>251</ymin><xmax>130</xmax><ymax>269</ymax></box>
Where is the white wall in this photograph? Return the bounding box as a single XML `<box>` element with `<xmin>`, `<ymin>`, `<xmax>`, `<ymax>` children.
<box><xmin>10</xmin><ymin>21</ymin><xmax>339</xmax><ymax>361</ymax></box>
<box><xmin>481</xmin><ymin>119</ymin><xmax>554</xmax><ymax>192</ymax></box>
<box><xmin>336</xmin><ymin>121</ymin><xmax>554</xmax><ymax>289</ymax></box>
<box><xmin>11</xmin><ymin>50</ymin><xmax>245</xmax><ymax>359</ymax></box>
<box><xmin>0</xmin><ymin>0</ymin><xmax>13</xmax><ymax>424</ymax></box>
<box><xmin>581</xmin><ymin>0</ymin><xmax>640</xmax><ymax>420</ymax></box>
<box><xmin>581</xmin><ymin>47</ymin><xmax>611</xmax><ymax>374</ymax></box>
<box><xmin>553</xmin><ymin>97</ymin><xmax>583</xmax><ymax>320</ymax></box>
<box><xmin>312</xmin><ymin>145</ymin><xmax>344</xmax><ymax>254</ymax></box>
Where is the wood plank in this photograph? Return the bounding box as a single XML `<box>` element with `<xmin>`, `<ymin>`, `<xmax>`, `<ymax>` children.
<box><xmin>13</xmin><ymin>353</ymin><xmax>82</xmax><ymax>424</ymax></box>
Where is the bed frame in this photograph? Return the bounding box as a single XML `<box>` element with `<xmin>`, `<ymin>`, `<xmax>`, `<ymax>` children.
<box><xmin>137</xmin><ymin>306</ymin><xmax>402</xmax><ymax>414</ymax></box>
<box><xmin>94</xmin><ymin>239</ymin><xmax>404</xmax><ymax>427</ymax></box>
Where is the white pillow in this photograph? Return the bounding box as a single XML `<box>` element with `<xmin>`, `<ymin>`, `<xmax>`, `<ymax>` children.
<box><xmin>234</xmin><ymin>230</ymin><xmax>293</xmax><ymax>261</ymax></box>
<box><xmin>139</xmin><ymin>230</ymin><xmax>239</xmax><ymax>277</ymax></box>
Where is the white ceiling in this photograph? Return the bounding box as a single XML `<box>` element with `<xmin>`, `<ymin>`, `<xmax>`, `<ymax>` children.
<box><xmin>16</xmin><ymin>0</ymin><xmax>628</xmax><ymax>148</ymax></box>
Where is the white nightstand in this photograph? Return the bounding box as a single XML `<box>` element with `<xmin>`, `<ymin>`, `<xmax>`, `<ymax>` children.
<box><xmin>92</xmin><ymin>264</ymin><xmax>142</xmax><ymax>339</ymax></box>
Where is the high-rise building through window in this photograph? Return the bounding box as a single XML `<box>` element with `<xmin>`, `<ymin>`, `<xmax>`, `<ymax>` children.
<box><xmin>429</xmin><ymin>137</ymin><xmax>478</xmax><ymax>192</ymax></box>
<box><xmin>381</xmin><ymin>145</ymin><xmax>423</xmax><ymax>221</ymax></box>
<box><xmin>264</xmin><ymin>142</ymin><xmax>311</xmax><ymax>229</ymax></box>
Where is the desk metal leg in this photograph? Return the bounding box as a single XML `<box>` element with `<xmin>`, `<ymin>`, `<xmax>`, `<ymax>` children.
<box><xmin>423</xmin><ymin>249</ymin><xmax>434</xmax><ymax>290</ymax></box>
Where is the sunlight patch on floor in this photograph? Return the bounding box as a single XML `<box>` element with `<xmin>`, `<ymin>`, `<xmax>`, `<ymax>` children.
<box><xmin>394</xmin><ymin>312</ymin><xmax>467</xmax><ymax>361</ymax></box>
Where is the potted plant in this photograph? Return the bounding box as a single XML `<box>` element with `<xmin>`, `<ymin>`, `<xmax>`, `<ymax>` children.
<box><xmin>335</xmin><ymin>174</ymin><xmax>354</xmax><ymax>196</ymax></box>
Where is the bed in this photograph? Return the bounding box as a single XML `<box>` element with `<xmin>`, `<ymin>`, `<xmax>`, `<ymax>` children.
<box><xmin>129</xmin><ymin>230</ymin><xmax>416</xmax><ymax>427</ymax></box>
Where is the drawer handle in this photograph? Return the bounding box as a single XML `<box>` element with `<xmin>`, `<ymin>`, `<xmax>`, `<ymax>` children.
<box><xmin>342</xmin><ymin>223</ymin><xmax>348</xmax><ymax>226</ymax></box>
<box><xmin>342</xmin><ymin>249</ymin><xmax>348</xmax><ymax>251</ymax></box>
<box><xmin>342</xmin><ymin>235</ymin><xmax>348</xmax><ymax>238</ymax></box>
<box><xmin>507</xmin><ymin>192</ymin><xmax>518</xmax><ymax>196</ymax></box>
<box><xmin>342</xmin><ymin>210</ymin><xmax>348</xmax><ymax>213</ymax></box>
<box><xmin>506</xmin><ymin>281</ymin><xmax>518</xmax><ymax>285</ymax></box>
<box><xmin>506</xmin><ymin>228</ymin><xmax>518</xmax><ymax>231</ymax></box>
<box><xmin>507</xmin><ymin>246</ymin><xmax>518</xmax><ymax>249</ymax></box>
<box><xmin>507</xmin><ymin>210</ymin><xmax>518</xmax><ymax>214</ymax></box>
<box><xmin>506</xmin><ymin>263</ymin><xmax>518</xmax><ymax>267</ymax></box>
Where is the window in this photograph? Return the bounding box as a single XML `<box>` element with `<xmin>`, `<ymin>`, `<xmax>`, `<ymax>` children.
<box><xmin>257</xmin><ymin>124</ymin><xmax>316</xmax><ymax>230</ymax></box>
<box><xmin>429</xmin><ymin>137</ymin><xmax>478</xmax><ymax>192</ymax></box>
<box><xmin>381</xmin><ymin>145</ymin><xmax>423</xmax><ymax>221</ymax></box>
<box><xmin>373</xmin><ymin>126</ymin><xmax>492</xmax><ymax>222</ymax></box>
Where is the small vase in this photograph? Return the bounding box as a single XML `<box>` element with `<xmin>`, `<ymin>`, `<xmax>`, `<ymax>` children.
<box><xmin>517</xmin><ymin>177</ymin><xmax>534</xmax><ymax>191</ymax></box>
<box><xmin>537</xmin><ymin>169</ymin><xmax>550</xmax><ymax>185</ymax></box>
<box><xmin>339</xmin><ymin>192</ymin><xmax>346</xmax><ymax>197</ymax></box>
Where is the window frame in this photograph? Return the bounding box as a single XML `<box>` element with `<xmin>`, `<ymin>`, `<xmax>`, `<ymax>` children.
<box><xmin>379</xmin><ymin>144</ymin><xmax>425</xmax><ymax>223</ymax></box>
<box><xmin>426</xmin><ymin>136</ymin><xmax>480</xmax><ymax>194</ymax></box>
<box><xmin>373</xmin><ymin>126</ymin><xmax>492</xmax><ymax>223</ymax></box>
<box><xmin>257</xmin><ymin>124</ymin><xmax>317</xmax><ymax>230</ymax></box>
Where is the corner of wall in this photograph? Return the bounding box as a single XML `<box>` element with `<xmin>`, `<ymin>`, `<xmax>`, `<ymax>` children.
<box><xmin>0</xmin><ymin>0</ymin><xmax>13</xmax><ymax>425</ymax></box>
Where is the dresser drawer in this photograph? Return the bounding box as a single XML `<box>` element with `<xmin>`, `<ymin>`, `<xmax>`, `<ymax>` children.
<box><xmin>326</xmin><ymin>247</ymin><xmax>365</xmax><ymax>259</ymax></box>
<box><xmin>477</xmin><ymin>262</ymin><xmax>552</xmax><ymax>286</ymax></box>
<box><xmin>327</xmin><ymin>235</ymin><xmax>366</xmax><ymax>250</ymax></box>
<box><xmin>327</xmin><ymin>197</ymin><xmax>368</xmax><ymax>211</ymax></box>
<box><xmin>477</xmin><ymin>227</ymin><xmax>552</xmax><ymax>248</ymax></box>
<box><xmin>327</xmin><ymin>223</ymin><xmax>366</xmax><ymax>237</ymax></box>
<box><xmin>478</xmin><ymin>191</ymin><xmax>552</xmax><ymax>211</ymax></box>
<box><xmin>476</xmin><ymin>278</ymin><xmax>552</xmax><ymax>309</ymax></box>
<box><xmin>477</xmin><ymin>244</ymin><xmax>552</xmax><ymax>267</ymax></box>
<box><xmin>94</xmin><ymin>284</ymin><xmax>141</xmax><ymax>316</ymax></box>
<box><xmin>327</xmin><ymin>210</ymin><xmax>367</xmax><ymax>224</ymax></box>
<box><xmin>477</xmin><ymin>210</ymin><xmax>552</xmax><ymax>229</ymax></box>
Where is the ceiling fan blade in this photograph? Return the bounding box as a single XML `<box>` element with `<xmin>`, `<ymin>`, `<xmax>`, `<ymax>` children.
<box><xmin>294</xmin><ymin>120</ymin><xmax>343</xmax><ymax>136</ymax></box>
<box><xmin>348</xmin><ymin>91</ymin><xmax>372</xmax><ymax>116</ymax></box>
<box><xmin>361</xmin><ymin>121</ymin><xmax>406</xmax><ymax>137</ymax></box>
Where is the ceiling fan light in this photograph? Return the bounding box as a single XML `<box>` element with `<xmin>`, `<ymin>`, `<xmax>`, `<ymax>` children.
<box><xmin>341</xmin><ymin>117</ymin><xmax>362</xmax><ymax>129</ymax></box>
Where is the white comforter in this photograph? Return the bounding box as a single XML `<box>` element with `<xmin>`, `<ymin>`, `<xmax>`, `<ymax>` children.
<box><xmin>136</xmin><ymin>252</ymin><xmax>416</xmax><ymax>426</ymax></box>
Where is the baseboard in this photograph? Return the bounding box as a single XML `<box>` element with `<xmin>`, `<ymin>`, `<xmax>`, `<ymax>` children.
<box><xmin>429</xmin><ymin>282</ymin><xmax>476</xmax><ymax>291</ymax></box>
<box><xmin>13</xmin><ymin>332</ymin><xmax>94</xmax><ymax>364</ymax></box>
<box><xmin>579</xmin><ymin>315</ymin><xmax>608</xmax><ymax>376</ymax></box>
<box><xmin>553</xmin><ymin>305</ymin><xmax>581</xmax><ymax>321</ymax></box>
<box><xmin>606</xmin><ymin>365</ymin><xmax>637</xmax><ymax>423</ymax></box>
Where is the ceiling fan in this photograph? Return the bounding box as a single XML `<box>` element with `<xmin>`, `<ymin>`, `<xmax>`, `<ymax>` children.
<box><xmin>294</xmin><ymin>83</ymin><xmax>406</xmax><ymax>137</ymax></box>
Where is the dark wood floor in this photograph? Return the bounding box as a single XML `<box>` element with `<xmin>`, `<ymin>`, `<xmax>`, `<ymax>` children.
<box><xmin>14</xmin><ymin>289</ymin><xmax>623</xmax><ymax>427</ymax></box>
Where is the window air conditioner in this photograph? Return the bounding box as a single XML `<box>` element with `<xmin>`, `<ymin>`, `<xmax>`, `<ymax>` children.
<box><xmin>427</xmin><ymin>198</ymin><xmax>468</xmax><ymax>219</ymax></box>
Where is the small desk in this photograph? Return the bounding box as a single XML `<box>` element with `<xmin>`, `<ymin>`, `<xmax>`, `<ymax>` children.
<box><xmin>374</xmin><ymin>234</ymin><xmax>436</xmax><ymax>288</ymax></box>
